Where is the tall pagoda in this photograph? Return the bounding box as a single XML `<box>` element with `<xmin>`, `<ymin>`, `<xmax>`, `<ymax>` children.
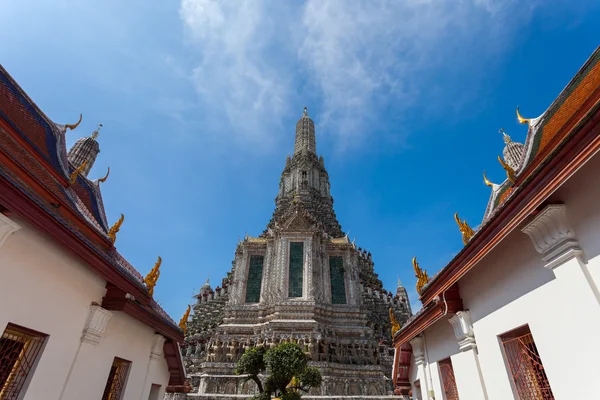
<box><xmin>181</xmin><ymin>108</ymin><xmax>412</xmax><ymax>397</ymax></box>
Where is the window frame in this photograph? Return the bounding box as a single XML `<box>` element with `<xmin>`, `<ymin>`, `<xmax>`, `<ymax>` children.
<box><xmin>0</xmin><ymin>323</ymin><xmax>48</xmax><ymax>400</ymax></box>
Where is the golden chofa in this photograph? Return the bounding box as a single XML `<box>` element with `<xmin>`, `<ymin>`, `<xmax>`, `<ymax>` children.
<box><xmin>144</xmin><ymin>256</ymin><xmax>162</xmax><ymax>296</ymax></box>
<box><xmin>108</xmin><ymin>214</ymin><xmax>124</xmax><ymax>244</ymax></box>
<box><xmin>413</xmin><ymin>257</ymin><xmax>429</xmax><ymax>295</ymax></box>
<box><xmin>454</xmin><ymin>212</ymin><xmax>475</xmax><ymax>245</ymax></box>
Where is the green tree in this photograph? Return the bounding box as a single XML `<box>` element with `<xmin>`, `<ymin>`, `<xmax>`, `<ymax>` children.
<box><xmin>236</xmin><ymin>342</ymin><xmax>322</xmax><ymax>399</ymax></box>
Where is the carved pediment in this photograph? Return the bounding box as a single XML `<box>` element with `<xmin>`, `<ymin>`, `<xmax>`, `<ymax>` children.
<box><xmin>282</xmin><ymin>211</ymin><xmax>315</xmax><ymax>232</ymax></box>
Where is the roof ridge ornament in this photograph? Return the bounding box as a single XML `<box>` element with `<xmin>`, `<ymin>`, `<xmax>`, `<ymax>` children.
<box><xmin>454</xmin><ymin>212</ymin><xmax>475</xmax><ymax>245</ymax></box>
<box><xmin>179</xmin><ymin>305</ymin><xmax>191</xmax><ymax>334</ymax></box>
<box><xmin>516</xmin><ymin>106</ymin><xmax>530</xmax><ymax>125</ymax></box>
<box><xmin>390</xmin><ymin>308</ymin><xmax>401</xmax><ymax>336</ymax></box>
<box><xmin>144</xmin><ymin>256</ymin><xmax>162</xmax><ymax>296</ymax></box>
<box><xmin>65</xmin><ymin>114</ymin><xmax>83</xmax><ymax>131</ymax></box>
<box><xmin>413</xmin><ymin>257</ymin><xmax>429</xmax><ymax>295</ymax></box>
<box><xmin>98</xmin><ymin>167</ymin><xmax>110</xmax><ymax>183</ymax></box>
<box><xmin>483</xmin><ymin>171</ymin><xmax>495</xmax><ymax>187</ymax></box>
<box><xmin>108</xmin><ymin>213</ymin><xmax>124</xmax><ymax>244</ymax></box>
<box><xmin>498</xmin><ymin>155</ymin><xmax>516</xmax><ymax>184</ymax></box>
<box><xmin>69</xmin><ymin>160</ymin><xmax>87</xmax><ymax>185</ymax></box>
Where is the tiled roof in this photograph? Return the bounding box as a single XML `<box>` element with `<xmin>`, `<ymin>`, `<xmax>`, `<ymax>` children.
<box><xmin>420</xmin><ymin>47</ymin><xmax>600</xmax><ymax>296</ymax></box>
<box><xmin>0</xmin><ymin>64</ymin><xmax>181</xmax><ymax>333</ymax></box>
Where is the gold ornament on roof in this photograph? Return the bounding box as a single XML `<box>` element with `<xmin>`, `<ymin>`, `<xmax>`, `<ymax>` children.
<box><xmin>108</xmin><ymin>214</ymin><xmax>124</xmax><ymax>244</ymax></box>
<box><xmin>413</xmin><ymin>257</ymin><xmax>429</xmax><ymax>295</ymax></box>
<box><xmin>65</xmin><ymin>114</ymin><xmax>83</xmax><ymax>131</ymax></box>
<box><xmin>144</xmin><ymin>256</ymin><xmax>162</xmax><ymax>296</ymax></box>
<box><xmin>483</xmin><ymin>171</ymin><xmax>494</xmax><ymax>187</ymax></box>
<box><xmin>516</xmin><ymin>107</ymin><xmax>530</xmax><ymax>125</ymax></box>
<box><xmin>179</xmin><ymin>305</ymin><xmax>191</xmax><ymax>334</ymax></box>
<box><xmin>69</xmin><ymin>160</ymin><xmax>87</xmax><ymax>185</ymax></box>
<box><xmin>98</xmin><ymin>167</ymin><xmax>110</xmax><ymax>183</ymax></box>
<box><xmin>454</xmin><ymin>212</ymin><xmax>475</xmax><ymax>245</ymax></box>
<box><xmin>390</xmin><ymin>308</ymin><xmax>401</xmax><ymax>336</ymax></box>
<box><xmin>498</xmin><ymin>155</ymin><xmax>516</xmax><ymax>184</ymax></box>
<box><xmin>91</xmin><ymin>123</ymin><xmax>103</xmax><ymax>140</ymax></box>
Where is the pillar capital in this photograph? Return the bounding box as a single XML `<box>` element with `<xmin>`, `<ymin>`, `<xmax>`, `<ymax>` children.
<box><xmin>81</xmin><ymin>304</ymin><xmax>113</xmax><ymax>345</ymax></box>
<box><xmin>151</xmin><ymin>333</ymin><xmax>167</xmax><ymax>361</ymax></box>
<box><xmin>521</xmin><ymin>204</ymin><xmax>582</xmax><ymax>270</ymax></box>
<box><xmin>409</xmin><ymin>335</ymin><xmax>425</xmax><ymax>365</ymax></box>
<box><xmin>448</xmin><ymin>311</ymin><xmax>477</xmax><ymax>351</ymax></box>
<box><xmin>0</xmin><ymin>213</ymin><xmax>20</xmax><ymax>249</ymax></box>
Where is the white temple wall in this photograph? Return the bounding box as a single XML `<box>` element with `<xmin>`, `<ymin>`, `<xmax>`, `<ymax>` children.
<box><xmin>404</xmin><ymin>153</ymin><xmax>600</xmax><ymax>400</ymax></box>
<box><xmin>458</xmin><ymin>154</ymin><xmax>600</xmax><ymax>399</ymax></box>
<box><xmin>62</xmin><ymin>312</ymin><xmax>170</xmax><ymax>400</ymax></box>
<box><xmin>0</xmin><ymin>215</ymin><xmax>170</xmax><ymax>400</ymax></box>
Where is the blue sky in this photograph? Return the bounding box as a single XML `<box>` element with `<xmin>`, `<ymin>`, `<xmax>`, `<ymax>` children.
<box><xmin>1</xmin><ymin>0</ymin><xmax>598</xmax><ymax>317</ymax></box>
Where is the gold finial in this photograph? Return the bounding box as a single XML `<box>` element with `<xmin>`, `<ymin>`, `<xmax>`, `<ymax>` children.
<box><xmin>179</xmin><ymin>305</ymin><xmax>191</xmax><ymax>335</ymax></box>
<box><xmin>483</xmin><ymin>171</ymin><xmax>494</xmax><ymax>187</ymax></box>
<box><xmin>498</xmin><ymin>155</ymin><xmax>516</xmax><ymax>184</ymax></box>
<box><xmin>98</xmin><ymin>167</ymin><xmax>110</xmax><ymax>183</ymax></box>
<box><xmin>390</xmin><ymin>308</ymin><xmax>401</xmax><ymax>336</ymax></box>
<box><xmin>498</xmin><ymin>128</ymin><xmax>512</xmax><ymax>144</ymax></box>
<box><xmin>91</xmin><ymin>123</ymin><xmax>103</xmax><ymax>140</ymax></box>
<box><xmin>397</xmin><ymin>276</ymin><xmax>402</xmax><ymax>287</ymax></box>
<box><xmin>413</xmin><ymin>257</ymin><xmax>429</xmax><ymax>295</ymax></box>
<box><xmin>454</xmin><ymin>213</ymin><xmax>475</xmax><ymax>245</ymax></box>
<box><xmin>65</xmin><ymin>114</ymin><xmax>83</xmax><ymax>131</ymax></box>
<box><xmin>69</xmin><ymin>160</ymin><xmax>87</xmax><ymax>185</ymax></box>
<box><xmin>516</xmin><ymin>107</ymin><xmax>530</xmax><ymax>125</ymax></box>
<box><xmin>108</xmin><ymin>214</ymin><xmax>124</xmax><ymax>244</ymax></box>
<box><xmin>144</xmin><ymin>256</ymin><xmax>162</xmax><ymax>296</ymax></box>
<box><xmin>303</xmin><ymin>106</ymin><xmax>308</xmax><ymax>116</ymax></box>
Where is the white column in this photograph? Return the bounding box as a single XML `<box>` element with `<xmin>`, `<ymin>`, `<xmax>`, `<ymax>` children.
<box><xmin>410</xmin><ymin>336</ymin><xmax>433</xmax><ymax>400</ymax></box>
<box><xmin>521</xmin><ymin>204</ymin><xmax>600</xmax><ymax>399</ymax></box>
<box><xmin>0</xmin><ymin>213</ymin><xmax>20</xmax><ymax>248</ymax></box>
<box><xmin>448</xmin><ymin>311</ymin><xmax>488</xmax><ymax>400</ymax></box>
<box><xmin>60</xmin><ymin>305</ymin><xmax>113</xmax><ymax>399</ymax></box>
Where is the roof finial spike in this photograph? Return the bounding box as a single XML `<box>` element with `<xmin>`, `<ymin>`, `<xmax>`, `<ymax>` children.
<box><xmin>65</xmin><ymin>114</ymin><xmax>83</xmax><ymax>131</ymax></box>
<box><xmin>516</xmin><ymin>106</ymin><xmax>531</xmax><ymax>125</ymax></box>
<box><xmin>303</xmin><ymin>106</ymin><xmax>308</xmax><ymax>117</ymax></box>
<box><xmin>483</xmin><ymin>171</ymin><xmax>495</xmax><ymax>188</ymax></box>
<box><xmin>91</xmin><ymin>123</ymin><xmax>103</xmax><ymax>140</ymax></box>
<box><xmin>397</xmin><ymin>276</ymin><xmax>402</xmax><ymax>287</ymax></box>
<box><xmin>98</xmin><ymin>167</ymin><xmax>110</xmax><ymax>184</ymax></box>
<box><xmin>499</xmin><ymin>128</ymin><xmax>511</xmax><ymax>144</ymax></box>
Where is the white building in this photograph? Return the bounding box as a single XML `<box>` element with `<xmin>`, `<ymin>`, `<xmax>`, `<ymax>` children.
<box><xmin>0</xmin><ymin>66</ymin><xmax>189</xmax><ymax>399</ymax></box>
<box><xmin>392</xmin><ymin>47</ymin><xmax>600</xmax><ymax>400</ymax></box>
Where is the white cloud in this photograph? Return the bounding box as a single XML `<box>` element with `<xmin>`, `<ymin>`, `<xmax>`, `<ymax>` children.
<box><xmin>179</xmin><ymin>0</ymin><xmax>538</xmax><ymax>150</ymax></box>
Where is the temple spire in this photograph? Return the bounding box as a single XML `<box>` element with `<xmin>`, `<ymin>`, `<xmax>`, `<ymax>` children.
<box><xmin>294</xmin><ymin>106</ymin><xmax>316</xmax><ymax>155</ymax></box>
<box><xmin>67</xmin><ymin>123</ymin><xmax>102</xmax><ymax>177</ymax></box>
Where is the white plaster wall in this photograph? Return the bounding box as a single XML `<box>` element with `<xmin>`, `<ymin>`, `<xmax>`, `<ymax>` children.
<box><xmin>458</xmin><ymin>154</ymin><xmax>600</xmax><ymax>399</ymax></box>
<box><xmin>0</xmin><ymin>216</ymin><xmax>170</xmax><ymax>400</ymax></box>
<box><xmin>422</xmin><ymin>319</ymin><xmax>460</xmax><ymax>400</ymax></box>
<box><xmin>403</xmin><ymin>153</ymin><xmax>600</xmax><ymax>400</ymax></box>
<box><xmin>62</xmin><ymin>312</ymin><xmax>170</xmax><ymax>400</ymax></box>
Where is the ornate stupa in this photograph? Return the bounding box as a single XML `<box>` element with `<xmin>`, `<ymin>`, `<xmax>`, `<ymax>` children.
<box><xmin>181</xmin><ymin>108</ymin><xmax>412</xmax><ymax>398</ymax></box>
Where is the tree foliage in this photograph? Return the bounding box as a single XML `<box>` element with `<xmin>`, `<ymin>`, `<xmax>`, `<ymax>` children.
<box><xmin>236</xmin><ymin>342</ymin><xmax>322</xmax><ymax>399</ymax></box>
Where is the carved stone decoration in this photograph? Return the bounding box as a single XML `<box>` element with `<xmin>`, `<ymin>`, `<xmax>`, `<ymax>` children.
<box><xmin>150</xmin><ymin>333</ymin><xmax>167</xmax><ymax>361</ymax></box>
<box><xmin>448</xmin><ymin>311</ymin><xmax>477</xmax><ymax>351</ymax></box>
<box><xmin>81</xmin><ymin>305</ymin><xmax>113</xmax><ymax>345</ymax></box>
<box><xmin>0</xmin><ymin>213</ymin><xmax>21</xmax><ymax>249</ymax></box>
<box><xmin>521</xmin><ymin>204</ymin><xmax>582</xmax><ymax>270</ymax></box>
<box><xmin>409</xmin><ymin>335</ymin><xmax>425</xmax><ymax>366</ymax></box>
